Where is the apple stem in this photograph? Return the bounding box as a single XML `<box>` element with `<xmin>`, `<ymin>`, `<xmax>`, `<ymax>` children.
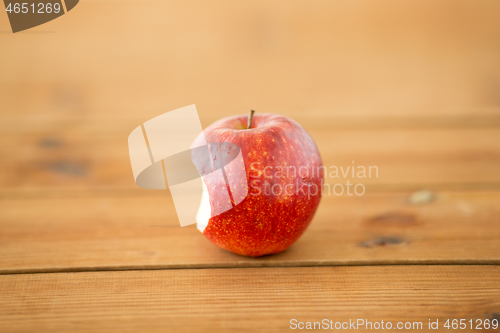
<box><xmin>247</xmin><ymin>110</ymin><xmax>255</xmax><ymax>129</ymax></box>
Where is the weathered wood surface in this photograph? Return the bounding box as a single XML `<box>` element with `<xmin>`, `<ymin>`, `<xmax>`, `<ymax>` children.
<box><xmin>1</xmin><ymin>127</ymin><xmax>500</xmax><ymax>192</ymax></box>
<box><xmin>1</xmin><ymin>266</ymin><xmax>499</xmax><ymax>332</ymax></box>
<box><xmin>1</xmin><ymin>190</ymin><xmax>499</xmax><ymax>274</ymax></box>
<box><xmin>2</xmin><ymin>0</ymin><xmax>500</xmax><ymax>119</ymax></box>
<box><xmin>1</xmin><ymin>0</ymin><xmax>500</xmax><ymax>331</ymax></box>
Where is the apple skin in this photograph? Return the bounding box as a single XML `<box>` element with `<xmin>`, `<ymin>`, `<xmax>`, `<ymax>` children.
<box><xmin>192</xmin><ymin>113</ymin><xmax>323</xmax><ymax>257</ymax></box>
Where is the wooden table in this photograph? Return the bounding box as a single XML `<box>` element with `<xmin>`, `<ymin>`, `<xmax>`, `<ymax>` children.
<box><xmin>1</xmin><ymin>0</ymin><xmax>500</xmax><ymax>331</ymax></box>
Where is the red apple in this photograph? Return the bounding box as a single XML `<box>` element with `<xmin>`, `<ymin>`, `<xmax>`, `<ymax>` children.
<box><xmin>192</xmin><ymin>112</ymin><xmax>323</xmax><ymax>257</ymax></box>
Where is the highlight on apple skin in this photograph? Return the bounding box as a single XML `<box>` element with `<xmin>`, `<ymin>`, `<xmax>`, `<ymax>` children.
<box><xmin>192</xmin><ymin>112</ymin><xmax>324</xmax><ymax>257</ymax></box>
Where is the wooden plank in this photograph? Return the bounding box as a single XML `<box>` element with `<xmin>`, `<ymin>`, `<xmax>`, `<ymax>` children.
<box><xmin>2</xmin><ymin>113</ymin><xmax>500</xmax><ymax>135</ymax></box>
<box><xmin>1</xmin><ymin>127</ymin><xmax>499</xmax><ymax>192</ymax></box>
<box><xmin>1</xmin><ymin>266</ymin><xmax>499</xmax><ymax>332</ymax></box>
<box><xmin>1</xmin><ymin>0</ymin><xmax>500</xmax><ymax>121</ymax></box>
<box><xmin>1</xmin><ymin>190</ymin><xmax>499</xmax><ymax>274</ymax></box>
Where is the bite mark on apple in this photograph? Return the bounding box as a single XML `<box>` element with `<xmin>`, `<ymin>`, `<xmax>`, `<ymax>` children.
<box><xmin>196</xmin><ymin>180</ymin><xmax>211</xmax><ymax>233</ymax></box>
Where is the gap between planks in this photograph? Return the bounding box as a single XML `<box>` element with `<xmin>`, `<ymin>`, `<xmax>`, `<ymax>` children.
<box><xmin>1</xmin><ymin>260</ymin><xmax>499</xmax><ymax>276</ymax></box>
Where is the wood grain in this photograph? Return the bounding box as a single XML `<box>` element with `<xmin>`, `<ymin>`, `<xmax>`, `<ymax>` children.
<box><xmin>1</xmin><ymin>266</ymin><xmax>499</xmax><ymax>332</ymax></box>
<box><xmin>1</xmin><ymin>127</ymin><xmax>500</xmax><ymax>192</ymax></box>
<box><xmin>1</xmin><ymin>0</ymin><xmax>500</xmax><ymax>119</ymax></box>
<box><xmin>1</xmin><ymin>190</ymin><xmax>499</xmax><ymax>274</ymax></box>
<box><xmin>1</xmin><ymin>0</ymin><xmax>499</xmax><ymax>192</ymax></box>
<box><xmin>1</xmin><ymin>0</ymin><xmax>500</xmax><ymax>331</ymax></box>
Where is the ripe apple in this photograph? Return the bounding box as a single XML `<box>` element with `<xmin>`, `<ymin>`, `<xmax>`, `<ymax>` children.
<box><xmin>192</xmin><ymin>112</ymin><xmax>323</xmax><ymax>257</ymax></box>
